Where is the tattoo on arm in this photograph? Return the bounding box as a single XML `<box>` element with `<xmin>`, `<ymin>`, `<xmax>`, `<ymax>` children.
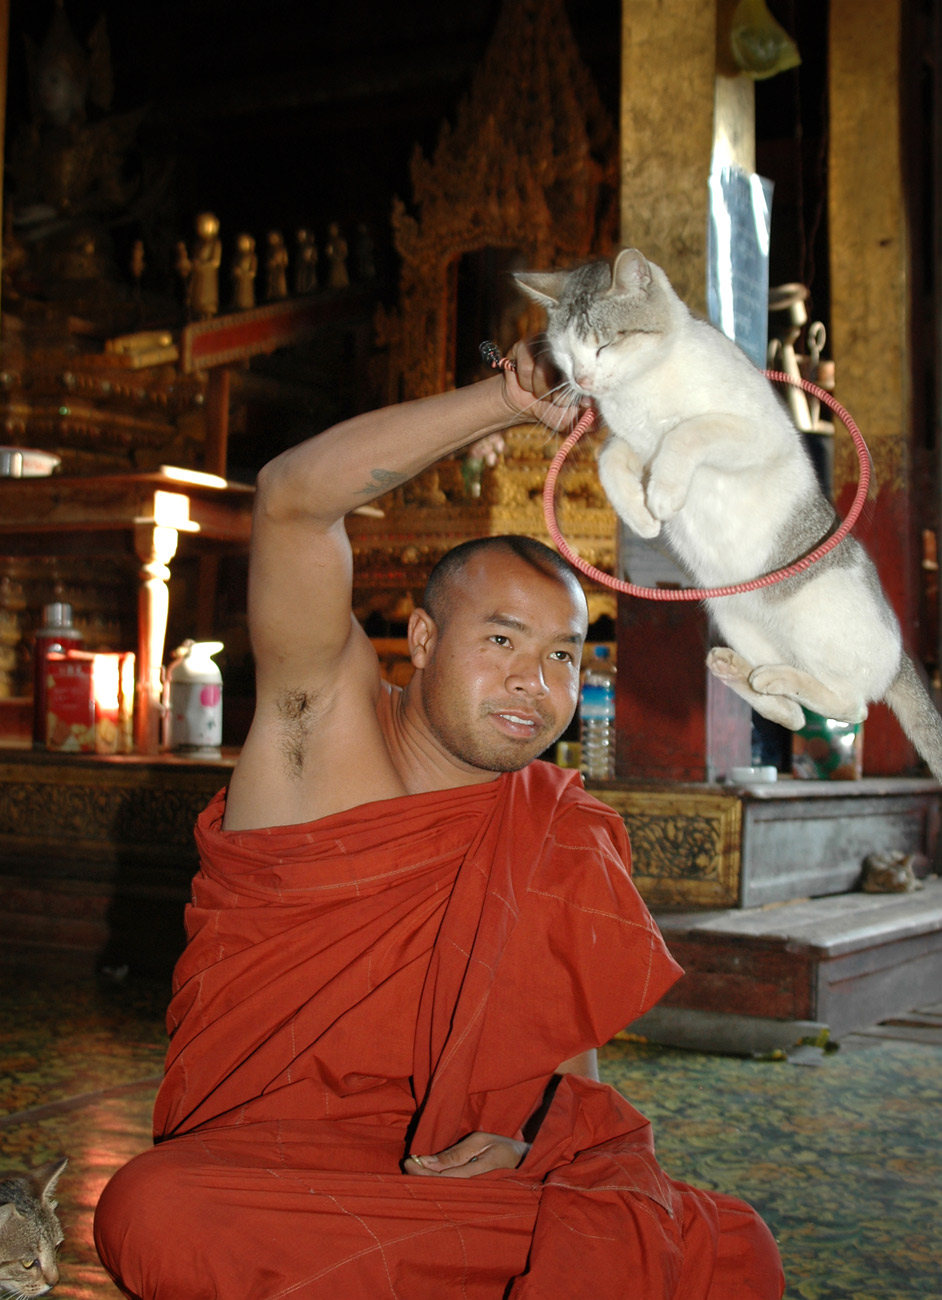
<box><xmin>355</xmin><ymin>468</ymin><xmax>407</xmax><ymax>496</ymax></box>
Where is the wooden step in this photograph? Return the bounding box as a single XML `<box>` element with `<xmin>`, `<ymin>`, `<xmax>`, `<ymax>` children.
<box><xmin>630</xmin><ymin>878</ymin><xmax>942</xmax><ymax>1050</ymax></box>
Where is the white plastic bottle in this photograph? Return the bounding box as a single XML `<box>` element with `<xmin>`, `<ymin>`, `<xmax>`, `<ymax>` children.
<box><xmin>579</xmin><ymin>645</ymin><xmax>616</xmax><ymax>780</ymax></box>
<box><xmin>163</xmin><ymin>640</ymin><xmax>224</xmax><ymax>756</ymax></box>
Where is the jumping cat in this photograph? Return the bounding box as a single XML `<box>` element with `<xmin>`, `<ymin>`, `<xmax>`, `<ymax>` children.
<box><xmin>514</xmin><ymin>248</ymin><xmax>942</xmax><ymax>781</ymax></box>
<box><xmin>0</xmin><ymin>1158</ymin><xmax>67</xmax><ymax>1298</ymax></box>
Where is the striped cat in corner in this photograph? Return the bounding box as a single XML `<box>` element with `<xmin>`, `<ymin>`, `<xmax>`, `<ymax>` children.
<box><xmin>0</xmin><ymin>1158</ymin><xmax>67</xmax><ymax>1297</ymax></box>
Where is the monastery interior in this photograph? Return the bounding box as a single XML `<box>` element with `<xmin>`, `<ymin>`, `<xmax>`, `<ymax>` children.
<box><xmin>0</xmin><ymin>3</ymin><xmax>941</xmax><ymax>1297</ymax></box>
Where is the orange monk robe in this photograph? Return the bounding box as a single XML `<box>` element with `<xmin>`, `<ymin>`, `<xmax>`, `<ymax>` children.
<box><xmin>94</xmin><ymin>762</ymin><xmax>784</xmax><ymax>1299</ymax></box>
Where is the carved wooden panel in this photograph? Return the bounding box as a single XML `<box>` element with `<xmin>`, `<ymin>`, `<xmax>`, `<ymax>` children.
<box><xmin>0</xmin><ymin>755</ymin><xmax>231</xmax><ymax>868</ymax></box>
<box><xmin>593</xmin><ymin>785</ymin><xmax>744</xmax><ymax>908</ymax></box>
<box><xmin>356</xmin><ymin>0</ymin><xmax>622</xmax><ymax>611</ymax></box>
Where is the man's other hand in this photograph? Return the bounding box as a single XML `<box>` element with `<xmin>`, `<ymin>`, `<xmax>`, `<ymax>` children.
<box><xmin>404</xmin><ymin>1132</ymin><xmax>530</xmax><ymax>1178</ymax></box>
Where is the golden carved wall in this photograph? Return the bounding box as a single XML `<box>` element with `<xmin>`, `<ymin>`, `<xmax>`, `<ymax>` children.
<box><xmin>354</xmin><ymin>0</ymin><xmax>622</xmax><ymax>618</ymax></box>
<box><xmin>378</xmin><ymin>0</ymin><xmax>619</xmax><ymax>403</ymax></box>
<box><xmin>348</xmin><ymin>421</ymin><xmax>617</xmax><ymax>627</ymax></box>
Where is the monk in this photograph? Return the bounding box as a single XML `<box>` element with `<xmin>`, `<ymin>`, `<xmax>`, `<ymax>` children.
<box><xmin>94</xmin><ymin>340</ymin><xmax>785</xmax><ymax>1298</ymax></box>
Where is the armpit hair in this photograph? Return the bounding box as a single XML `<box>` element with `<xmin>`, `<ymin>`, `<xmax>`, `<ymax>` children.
<box><xmin>276</xmin><ymin>687</ymin><xmax>321</xmax><ymax>776</ymax></box>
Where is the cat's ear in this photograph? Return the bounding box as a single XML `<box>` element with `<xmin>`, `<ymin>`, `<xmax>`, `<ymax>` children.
<box><xmin>611</xmin><ymin>248</ymin><xmax>652</xmax><ymax>295</ymax></box>
<box><xmin>512</xmin><ymin>271</ymin><xmax>566</xmax><ymax>308</ymax></box>
<box><xmin>34</xmin><ymin>1157</ymin><xmax>67</xmax><ymax>1205</ymax></box>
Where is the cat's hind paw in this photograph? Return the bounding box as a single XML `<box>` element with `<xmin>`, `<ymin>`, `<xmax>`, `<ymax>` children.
<box><xmin>706</xmin><ymin>647</ymin><xmax>752</xmax><ymax>685</ymax></box>
<box><xmin>708</xmin><ymin>649</ymin><xmax>807</xmax><ymax>729</ymax></box>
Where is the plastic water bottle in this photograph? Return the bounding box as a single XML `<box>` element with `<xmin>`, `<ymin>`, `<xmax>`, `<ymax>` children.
<box><xmin>579</xmin><ymin>645</ymin><xmax>616</xmax><ymax>780</ymax></box>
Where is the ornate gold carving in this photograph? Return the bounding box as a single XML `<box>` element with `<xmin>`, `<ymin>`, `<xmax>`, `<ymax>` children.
<box><xmin>378</xmin><ymin>0</ymin><xmax>618</xmax><ymax>404</ymax></box>
<box><xmin>594</xmin><ymin>786</ymin><xmax>743</xmax><ymax>907</ymax></box>
<box><xmin>346</xmin><ymin>434</ymin><xmax>619</xmax><ymax>618</ymax></box>
<box><xmin>349</xmin><ymin>0</ymin><xmax>621</xmax><ymax>614</ymax></box>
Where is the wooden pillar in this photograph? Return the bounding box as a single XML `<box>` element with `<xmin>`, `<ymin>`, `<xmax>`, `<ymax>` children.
<box><xmin>0</xmin><ymin>0</ymin><xmax>10</xmax><ymax>331</ymax></box>
<box><xmin>204</xmin><ymin>366</ymin><xmax>231</xmax><ymax>476</ymax></box>
<box><xmin>620</xmin><ymin>0</ymin><xmax>717</xmax><ymax>311</ymax></box>
<box><xmin>829</xmin><ymin>0</ymin><xmax>918</xmax><ymax>775</ymax></box>
<box><xmin>133</xmin><ymin>521</ymin><xmax>180</xmax><ymax>756</ymax></box>
<box><xmin>615</xmin><ymin>0</ymin><xmax>754</xmax><ymax>781</ymax></box>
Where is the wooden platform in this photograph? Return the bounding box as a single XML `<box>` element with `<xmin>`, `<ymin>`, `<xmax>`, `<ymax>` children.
<box><xmin>0</xmin><ymin>746</ymin><xmax>236</xmax><ymax>976</ymax></box>
<box><xmin>593</xmin><ymin>776</ymin><xmax>942</xmax><ymax>907</ymax></box>
<box><xmin>630</xmin><ymin>879</ymin><xmax>942</xmax><ymax>1052</ymax></box>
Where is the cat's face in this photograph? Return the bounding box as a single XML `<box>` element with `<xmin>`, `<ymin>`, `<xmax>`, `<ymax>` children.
<box><xmin>514</xmin><ymin>249</ymin><xmax>672</xmax><ymax>401</ymax></box>
<box><xmin>0</xmin><ymin>1208</ymin><xmax>62</xmax><ymax>1297</ymax></box>
<box><xmin>0</xmin><ymin>1159</ymin><xmax>67</xmax><ymax>1298</ymax></box>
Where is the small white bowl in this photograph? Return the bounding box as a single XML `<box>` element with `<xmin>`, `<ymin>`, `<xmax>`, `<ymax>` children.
<box><xmin>0</xmin><ymin>447</ymin><xmax>62</xmax><ymax>477</ymax></box>
<box><xmin>728</xmin><ymin>765</ymin><xmax>778</xmax><ymax>783</ymax></box>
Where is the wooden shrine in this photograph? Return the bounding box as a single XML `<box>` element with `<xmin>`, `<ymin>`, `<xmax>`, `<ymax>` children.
<box><xmin>348</xmin><ymin>0</ymin><xmax>621</xmax><ymax>624</ymax></box>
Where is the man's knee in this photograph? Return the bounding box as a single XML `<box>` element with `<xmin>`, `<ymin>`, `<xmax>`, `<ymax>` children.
<box><xmin>95</xmin><ymin>1147</ymin><xmax>193</xmax><ymax>1296</ymax></box>
<box><xmin>712</xmin><ymin>1195</ymin><xmax>785</xmax><ymax>1300</ymax></box>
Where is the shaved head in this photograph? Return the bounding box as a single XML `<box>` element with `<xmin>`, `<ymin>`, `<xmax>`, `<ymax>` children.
<box><xmin>423</xmin><ymin>536</ymin><xmax>585</xmax><ymax>630</ymax></box>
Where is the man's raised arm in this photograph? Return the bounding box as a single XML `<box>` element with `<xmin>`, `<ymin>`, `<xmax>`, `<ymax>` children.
<box><xmin>246</xmin><ymin>342</ymin><xmax>569</xmax><ymax>683</ymax></box>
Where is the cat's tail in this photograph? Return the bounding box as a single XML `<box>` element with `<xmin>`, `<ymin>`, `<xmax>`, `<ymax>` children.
<box><xmin>885</xmin><ymin>654</ymin><xmax>942</xmax><ymax>783</ymax></box>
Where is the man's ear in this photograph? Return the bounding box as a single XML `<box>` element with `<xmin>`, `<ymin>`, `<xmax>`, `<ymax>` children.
<box><xmin>407</xmin><ymin>607</ymin><xmax>438</xmax><ymax>668</ymax></box>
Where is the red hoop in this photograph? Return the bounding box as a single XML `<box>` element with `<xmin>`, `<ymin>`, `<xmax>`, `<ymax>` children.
<box><xmin>541</xmin><ymin>371</ymin><xmax>872</xmax><ymax>601</ymax></box>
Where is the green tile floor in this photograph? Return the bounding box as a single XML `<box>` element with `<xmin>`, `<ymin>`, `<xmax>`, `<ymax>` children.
<box><xmin>1</xmin><ymin>970</ymin><xmax>939</xmax><ymax>1300</ymax></box>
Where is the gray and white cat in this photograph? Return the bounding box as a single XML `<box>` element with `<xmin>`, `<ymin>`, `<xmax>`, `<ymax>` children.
<box><xmin>0</xmin><ymin>1158</ymin><xmax>67</xmax><ymax>1298</ymax></box>
<box><xmin>515</xmin><ymin>248</ymin><xmax>942</xmax><ymax>781</ymax></box>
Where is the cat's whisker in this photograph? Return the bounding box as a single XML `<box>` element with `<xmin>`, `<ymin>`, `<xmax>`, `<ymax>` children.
<box><xmin>517</xmin><ymin>388</ymin><xmax>590</xmax><ymax>450</ymax></box>
<box><xmin>529</xmin><ymin>337</ymin><xmax>553</xmax><ymax>356</ymax></box>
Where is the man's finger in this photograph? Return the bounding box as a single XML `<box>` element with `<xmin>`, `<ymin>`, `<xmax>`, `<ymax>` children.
<box><xmin>403</xmin><ymin>1154</ymin><xmax>439</xmax><ymax>1176</ymax></box>
<box><xmin>530</xmin><ymin>351</ymin><xmax>560</xmax><ymax>400</ymax></box>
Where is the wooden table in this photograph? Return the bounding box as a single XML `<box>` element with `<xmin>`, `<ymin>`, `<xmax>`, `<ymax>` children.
<box><xmin>0</xmin><ymin>470</ymin><xmax>254</xmax><ymax>753</ymax></box>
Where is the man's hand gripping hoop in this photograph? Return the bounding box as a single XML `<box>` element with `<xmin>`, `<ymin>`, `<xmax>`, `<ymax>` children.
<box><xmin>480</xmin><ymin>341</ymin><xmax>873</xmax><ymax>602</ymax></box>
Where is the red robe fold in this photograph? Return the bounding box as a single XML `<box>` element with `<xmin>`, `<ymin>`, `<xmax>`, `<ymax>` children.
<box><xmin>95</xmin><ymin>762</ymin><xmax>784</xmax><ymax>1299</ymax></box>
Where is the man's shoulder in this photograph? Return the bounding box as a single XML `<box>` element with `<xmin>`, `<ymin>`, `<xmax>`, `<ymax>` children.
<box><xmin>510</xmin><ymin>761</ymin><xmax>625</xmax><ymax>834</ymax></box>
<box><xmin>511</xmin><ymin>758</ymin><xmax>602</xmax><ymax>800</ymax></box>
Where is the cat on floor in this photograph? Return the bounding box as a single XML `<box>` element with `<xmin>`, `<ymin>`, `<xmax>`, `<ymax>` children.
<box><xmin>0</xmin><ymin>1158</ymin><xmax>67</xmax><ymax>1298</ymax></box>
<box><xmin>514</xmin><ymin>249</ymin><xmax>942</xmax><ymax>782</ymax></box>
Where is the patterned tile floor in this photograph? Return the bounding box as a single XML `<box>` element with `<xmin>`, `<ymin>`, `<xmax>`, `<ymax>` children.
<box><xmin>0</xmin><ymin>973</ymin><xmax>168</xmax><ymax>1300</ymax></box>
<box><xmin>1</xmin><ymin>970</ymin><xmax>939</xmax><ymax>1300</ymax></box>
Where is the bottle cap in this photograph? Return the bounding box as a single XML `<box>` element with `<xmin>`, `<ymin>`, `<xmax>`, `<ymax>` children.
<box><xmin>593</xmin><ymin>645</ymin><xmax>610</xmax><ymax>659</ymax></box>
<box><xmin>42</xmin><ymin>602</ymin><xmax>73</xmax><ymax>628</ymax></box>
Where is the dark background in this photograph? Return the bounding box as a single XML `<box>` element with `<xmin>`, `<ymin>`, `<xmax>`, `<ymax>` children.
<box><xmin>3</xmin><ymin>0</ymin><xmax>829</xmax><ymax>321</ymax></box>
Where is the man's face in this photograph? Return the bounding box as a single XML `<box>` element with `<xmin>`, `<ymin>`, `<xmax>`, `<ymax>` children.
<box><xmin>414</xmin><ymin>551</ymin><xmax>588</xmax><ymax>773</ymax></box>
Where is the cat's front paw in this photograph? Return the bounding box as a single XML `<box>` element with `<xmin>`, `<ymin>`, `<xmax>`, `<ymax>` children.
<box><xmin>616</xmin><ymin>503</ymin><xmax>662</xmax><ymax>539</ymax></box>
<box><xmin>598</xmin><ymin>442</ymin><xmax>661</xmax><ymax>538</ymax></box>
<box><xmin>645</xmin><ymin>472</ymin><xmax>687</xmax><ymax>523</ymax></box>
